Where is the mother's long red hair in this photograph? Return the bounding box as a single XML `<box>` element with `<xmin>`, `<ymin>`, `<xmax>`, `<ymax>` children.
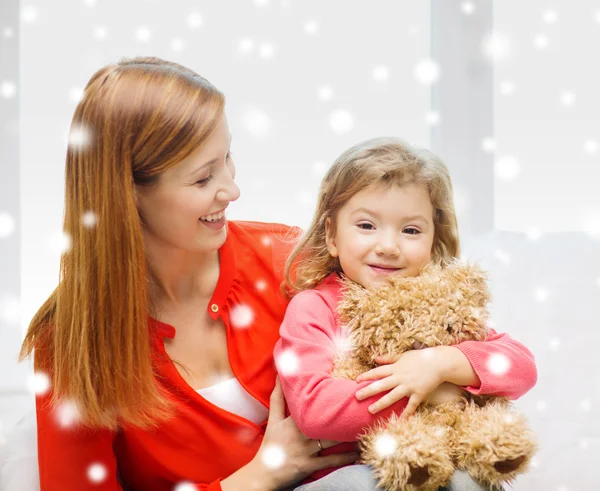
<box><xmin>20</xmin><ymin>57</ymin><xmax>225</xmax><ymax>430</ymax></box>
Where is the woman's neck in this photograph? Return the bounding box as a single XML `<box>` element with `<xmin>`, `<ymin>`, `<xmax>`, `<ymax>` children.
<box><xmin>144</xmin><ymin>236</ymin><xmax>220</xmax><ymax>306</ymax></box>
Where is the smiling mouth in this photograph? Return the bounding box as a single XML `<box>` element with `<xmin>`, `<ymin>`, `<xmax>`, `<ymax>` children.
<box><xmin>369</xmin><ymin>265</ymin><xmax>402</xmax><ymax>274</ymax></box>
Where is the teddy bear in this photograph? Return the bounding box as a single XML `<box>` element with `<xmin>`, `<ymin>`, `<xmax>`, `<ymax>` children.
<box><xmin>331</xmin><ymin>261</ymin><xmax>537</xmax><ymax>491</ymax></box>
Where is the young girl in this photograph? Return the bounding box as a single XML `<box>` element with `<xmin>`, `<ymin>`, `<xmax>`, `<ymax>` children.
<box><xmin>274</xmin><ymin>137</ymin><xmax>537</xmax><ymax>491</ymax></box>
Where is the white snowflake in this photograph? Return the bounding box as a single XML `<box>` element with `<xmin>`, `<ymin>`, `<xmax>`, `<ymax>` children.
<box><xmin>230</xmin><ymin>304</ymin><xmax>254</xmax><ymax>329</ymax></box>
<box><xmin>275</xmin><ymin>349</ymin><xmax>300</xmax><ymax>376</ymax></box>
<box><xmin>253</xmin><ymin>0</ymin><xmax>269</xmax><ymax>6</ymax></box>
<box><xmin>533</xmin><ymin>34</ymin><xmax>549</xmax><ymax>49</ymax></box>
<box><xmin>255</xmin><ymin>280</ymin><xmax>267</xmax><ymax>291</ymax></box>
<box><xmin>68</xmin><ymin>123</ymin><xmax>92</xmax><ymax>149</ymax></box>
<box><xmin>3</xmin><ymin>27</ymin><xmax>14</xmax><ymax>38</ymax></box>
<box><xmin>596</xmin><ymin>10</ymin><xmax>600</xmax><ymax>24</ymax></box>
<box><xmin>425</xmin><ymin>111</ymin><xmax>441</xmax><ymax>126</ymax></box>
<box><xmin>583</xmin><ymin>213</ymin><xmax>600</xmax><ymax>239</ymax></box>
<box><xmin>69</xmin><ymin>87</ymin><xmax>84</xmax><ymax>103</ymax></box>
<box><xmin>526</xmin><ymin>227</ymin><xmax>542</xmax><ymax>241</ymax></box>
<box><xmin>1</xmin><ymin>81</ymin><xmax>16</xmax><ymax>98</ymax></box>
<box><xmin>500</xmin><ymin>81</ymin><xmax>515</xmax><ymax>96</ymax></box>
<box><xmin>374</xmin><ymin>433</ymin><xmax>397</xmax><ymax>457</ymax></box>
<box><xmin>93</xmin><ymin>26</ymin><xmax>107</xmax><ymax>40</ymax></box>
<box><xmin>238</xmin><ymin>38</ymin><xmax>254</xmax><ymax>54</ymax></box>
<box><xmin>174</xmin><ymin>482</ymin><xmax>197</xmax><ymax>491</ymax></box>
<box><xmin>261</xmin><ymin>444</ymin><xmax>286</xmax><ymax>469</ymax></box>
<box><xmin>0</xmin><ymin>294</ymin><xmax>21</xmax><ymax>325</ymax></box>
<box><xmin>56</xmin><ymin>400</ymin><xmax>81</xmax><ymax>428</ymax></box>
<box><xmin>329</xmin><ymin>110</ymin><xmax>354</xmax><ymax>134</ymax></box>
<box><xmin>332</xmin><ymin>328</ymin><xmax>354</xmax><ymax>355</ymax></box>
<box><xmin>187</xmin><ymin>12</ymin><xmax>203</xmax><ymax>29</ymax></box>
<box><xmin>259</xmin><ymin>43</ymin><xmax>275</xmax><ymax>58</ymax></box>
<box><xmin>529</xmin><ymin>456</ymin><xmax>540</xmax><ymax>468</ymax></box>
<box><xmin>87</xmin><ymin>463</ymin><xmax>107</xmax><ymax>483</ymax></box>
<box><xmin>481</xmin><ymin>137</ymin><xmax>496</xmax><ymax>153</ymax></box>
<box><xmin>261</xmin><ymin>235</ymin><xmax>272</xmax><ymax>247</ymax></box>
<box><xmin>304</xmin><ymin>20</ymin><xmax>318</xmax><ymax>35</ymax></box>
<box><xmin>503</xmin><ymin>414</ymin><xmax>517</xmax><ymax>424</ymax></box>
<box><xmin>493</xmin><ymin>249</ymin><xmax>511</xmax><ymax>265</ymax></box>
<box><xmin>297</xmin><ymin>191</ymin><xmax>312</xmax><ymax>205</ymax></box>
<box><xmin>171</xmin><ymin>38</ymin><xmax>185</xmax><ymax>52</ymax></box>
<box><xmin>482</xmin><ymin>32</ymin><xmax>511</xmax><ymax>61</ymax></box>
<box><xmin>580</xmin><ymin>439</ymin><xmax>589</xmax><ymax>449</ymax></box>
<box><xmin>241</xmin><ymin>108</ymin><xmax>271</xmax><ymax>138</ymax></box>
<box><xmin>414</xmin><ymin>59</ymin><xmax>440</xmax><ymax>86</ymax></box>
<box><xmin>560</xmin><ymin>91</ymin><xmax>576</xmax><ymax>107</ymax></box>
<box><xmin>549</xmin><ymin>338</ymin><xmax>560</xmax><ymax>351</ymax></box>
<box><xmin>372</xmin><ymin>65</ymin><xmax>389</xmax><ymax>82</ymax></box>
<box><xmin>407</xmin><ymin>25</ymin><xmax>420</xmax><ymax>36</ymax></box>
<box><xmin>83</xmin><ymin>0</ymin><xmax>96</xmax><ymax>7</ymax></box>
<box><xmin>543</xmin><ymin>10</ymin><xmax>558</xmax><ymax>24</ymax></box>
<box><xmin>487</xmin><ymin>353</ymin><xmax>511</xmax><ymax>375</ymax></box>
<box><xmin>312</xmin><ymin>161</ymin><xmax>327</xmax><ymax>176</ymax></box>
<box><xmin>0</xmin><ymin>211</ymin><xmax>16</xmax><ymax>238</ymax></box>
<box><xmin>135</xmin><ymin>26</ymin><xmax>152</xmax><ymax>43</ymax></box>
<box><xmin>27</xmin><ymin>371</ymin><xmax>51</xmax><ymax>395</ymax></box>
<box><xmin>21</xmin><ymin>6</ymin><xmax>38</xmax><ymax>24</ymax></box>
<box><xmin>583</xmin><ymin>139</ymin><xmax>598</xmax><ymax>154</ymax></box>
<box><xmin>536</xmin><ymin>400</ymin><xmax>546</xmax><ymax>412</ymax></box>
<box><xmin>317</xmin><ymin>86</ymin><xmax>333</xmax><ymax>101</ymax></box>
<box><xmin>495</xmin><ymin>156</ymin><xmax>521</xmax><ymax>181</ymax></box>
<box><xmin>81</xmin><ymin>211</ymin><xmax>98</xmax><ymax>228</ymax></box>
<box><xmin>48</xmin><ymin>231</ymin><xmax>73</xmax><ymax>255</ymax></box>
<box><xmin>580</xmin><ymin>399</ymin><xmax>592</xmax><ymax>412</ymax></box>
<box><xmin>533</xmin><ymin>287</ymin><xmax>549</xmax><ymax>303</ymax></box>
<box><xmin>461</xmin><ymin>2</ymin><xmax>475</xmax><ymax>15</ymax></box>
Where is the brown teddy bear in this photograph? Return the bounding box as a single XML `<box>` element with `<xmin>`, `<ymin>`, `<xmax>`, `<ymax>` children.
<box><xmin>331</xmin><ymin>261</ymin><xmax>537</xmax><ymax>491</ymax></box>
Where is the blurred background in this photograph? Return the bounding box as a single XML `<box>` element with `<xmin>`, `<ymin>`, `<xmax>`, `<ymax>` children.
<box><xmin>0</xmin><ymin>0</ymin><xmax>599</xmax><ymax>489</ymax></box>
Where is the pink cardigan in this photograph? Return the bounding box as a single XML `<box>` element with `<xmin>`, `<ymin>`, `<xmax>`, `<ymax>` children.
<box><xmin>274</xmin><ymin>273</ymin><xmax>538</xmax><ymax>443</ymax></box>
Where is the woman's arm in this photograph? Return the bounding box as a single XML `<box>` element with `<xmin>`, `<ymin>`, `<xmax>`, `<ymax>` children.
<box><xmin>35</xmin><ymin>388</ymin><xmax>122</xmax><ymax>490</ymax></box>
<box><xmin>274</xmin><ymin>291</ymin><xmax>408</xmax><ymax>442</ymax></box>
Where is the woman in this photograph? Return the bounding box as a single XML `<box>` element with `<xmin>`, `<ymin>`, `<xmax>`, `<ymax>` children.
<box><xmin>20</xmin><ymin>57</ymin><xmax>500</xmax><ymax>491</ymax></box>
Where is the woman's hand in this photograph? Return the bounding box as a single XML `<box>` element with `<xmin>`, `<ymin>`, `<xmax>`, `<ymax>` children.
<box><xmin>245</xmin><ymin>378</ymin><xmax>360</xmax><ymax>491</ymax></box>
<box><xmin>355</xmin><ymin>348</ymin><xmax>448</xmax><ymax>418</ymax></box>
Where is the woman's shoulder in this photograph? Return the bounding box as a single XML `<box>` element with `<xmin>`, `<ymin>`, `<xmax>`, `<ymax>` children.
<box><xmin>228</xmin><ymin>220</ymin><xmax>302</xmax><ymax>243</ymax></box>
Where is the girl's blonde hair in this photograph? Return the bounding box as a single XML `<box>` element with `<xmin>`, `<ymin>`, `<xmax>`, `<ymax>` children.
<box><xmin>285</xmin><ymin>137</ymin><xmax>460</xmax><ymax>294</ymax></box>
<box><xmin>20</xmin><ymin>57</ymin><xmax>225</xmax><ymax>430</ymax></box>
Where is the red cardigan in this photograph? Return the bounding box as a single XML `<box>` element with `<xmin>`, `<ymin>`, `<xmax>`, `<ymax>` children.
<box><xmin>35</xmin><ymin>221</ymin><xmax>299</xmax><ymax>491</ymax></box>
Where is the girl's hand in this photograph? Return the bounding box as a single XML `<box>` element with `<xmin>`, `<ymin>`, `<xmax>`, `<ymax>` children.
<box><xmin>354</xmin><ymin>349</ymin><xmax>446</xmax><ymax>418</ymax></box>
<box><xmin>424</xmin><ymin>381</ymin><xmax>467</xmax><ymax>406</ymax></box>
<box><xmin>251</xmin><ymin>378</ymin><xmax>360</xmax><ymax>491</ymax></box>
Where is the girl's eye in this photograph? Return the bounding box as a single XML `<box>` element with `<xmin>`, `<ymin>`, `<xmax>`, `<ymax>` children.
<box><xmin>404</xmin><ymin>227</ymin><xmax>420</xmax><ymax>235</ymax></box>
<box><xmin>196</xmin><ymin>175</ymin><xmax>214</xmax><ymax>186</ymax></box>
<box><xmin>357</xmin><ymin>223</ymin><xmax>375</xmax><ymax>230</ymax></box>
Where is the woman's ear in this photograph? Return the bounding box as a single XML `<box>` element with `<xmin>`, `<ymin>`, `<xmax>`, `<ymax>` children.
<box><xmin>324</xmin><ymin>216</ymin><xmax>338</xmax><ymax>258</ymax></box>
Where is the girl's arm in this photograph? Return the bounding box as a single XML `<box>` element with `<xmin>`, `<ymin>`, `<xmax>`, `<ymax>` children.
<box><xmin>274</xmin><ymin>290</ymin><xmax>408</xmax><ymax>442</ymax></box>
<box><xmin>449</xmin><ymin>328</ymin><xmax>538</xmax><ymax>399</ymax></box>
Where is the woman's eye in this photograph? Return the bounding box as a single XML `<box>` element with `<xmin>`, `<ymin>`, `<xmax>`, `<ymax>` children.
<box><xmin>403</xmin><ymin>227</ymin><xmax>420</xmax><ymax>235</ymax></box>
<box><xmin>226</xmin><ymin>150</ymin><xmax>233</xmax><ymax>159</ymax></box>
<box><xmin>357</xmin><ymin>223</ymin><xmax>375</xmax><ymax>230</ymax></box>
<box><xmin>196</xmin><ymin>175</ymin><xmax>214</xmax><ymax>186</ymax></box>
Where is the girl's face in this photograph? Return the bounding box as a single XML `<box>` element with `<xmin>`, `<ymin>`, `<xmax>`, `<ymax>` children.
<box><xmin>326</xmin><ymin>183</ymin><xmax>435</xmax><ymax>289</ymax></box>
<box><xmin>135</xmin><ymin>114</ymin><xmax>240</xmax><ymax>254</ymax></box>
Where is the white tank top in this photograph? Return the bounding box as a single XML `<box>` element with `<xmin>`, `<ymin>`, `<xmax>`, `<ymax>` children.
<box><xmin>197</xmin><ymin>377</ymin><xmax>269</xmax><ymax>425</ymax></box>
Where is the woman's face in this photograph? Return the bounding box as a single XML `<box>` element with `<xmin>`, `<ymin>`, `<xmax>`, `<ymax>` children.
<box><xmin>135</xmin><ymin>114</ymin><xmax>240</xmax><ymax>254</ymax></box>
